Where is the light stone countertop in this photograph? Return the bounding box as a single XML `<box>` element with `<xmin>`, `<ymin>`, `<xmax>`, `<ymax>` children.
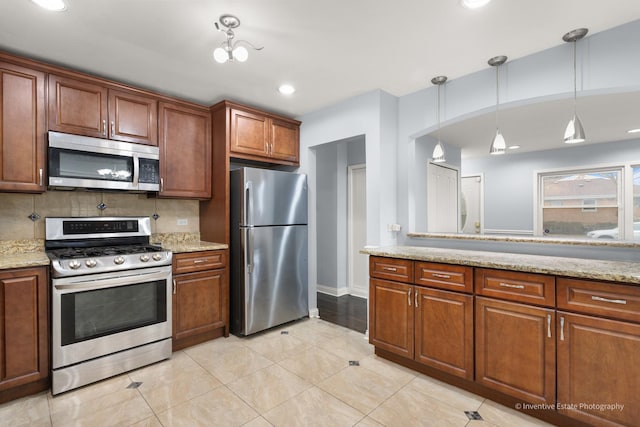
<box><xmin>362</xmin><ymin>245</ymin><xmax>640</xmax><ymax>285</ymax></box>
<box><xmin>0</xmin><ymin>252</ymin><xmax>50</xmax><ymax>270</ymax></box>
<box><xmin>407</xmin><ymin>232</ymin><xmax>640</xmax><ymax>248</ymax></box>
<box><xmin>160</xmin><ymin>241</ymin><xmax>228</xmax><ymax>253</ymax></box>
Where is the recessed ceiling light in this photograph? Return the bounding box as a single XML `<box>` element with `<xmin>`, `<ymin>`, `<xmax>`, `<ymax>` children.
<box><xmin>508</xmin><ymin>145</ymin><xmax>521</xmax><ymax>150</ymax></box>
<box><xmin>460</xmin><ymin>0</ymin><xmax>492</xmax><ymax>9</ymax></box>
<box><xmin>627</xmin><ymin>128</ymin><xmax>640</xmax><ymax>134</ymax></box>
<box><xmin>30</xmin><ymin>0</ymin><xmax>67</xmax><ymax>11</ymax></box>
<box><xmin>278</xmin><ymin>84</ymin><xmax>295</xmax><ymax>95</ymax></box>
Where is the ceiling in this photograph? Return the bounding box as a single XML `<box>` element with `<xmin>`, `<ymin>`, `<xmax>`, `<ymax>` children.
<box><xmin>1</xmin><ymin>0</ymin><xmax>639</xmax><ymax>121</ymax></box>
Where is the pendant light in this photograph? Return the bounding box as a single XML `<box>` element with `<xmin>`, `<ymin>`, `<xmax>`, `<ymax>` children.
<box><xmin>488</xmin><ymin>55</ymin><xmax>507</xmax><ymax>155</ymax></box>
<box><xmin>563</xmin><ymin>28</ymin><xmax>588</xmax><ymax>144</ymax></box>
<box><xmin>431</xmin><ymin>75</ymin><xmax>448</xmax><ymax>163</ymax></box>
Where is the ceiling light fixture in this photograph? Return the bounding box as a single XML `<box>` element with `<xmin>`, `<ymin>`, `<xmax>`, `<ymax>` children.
<box><xmin>488</xmin><ymin>55</ymin><xmax>507</xmax><ymax>155</ymax></box>
<box><xmin>431</xmin><ymin>75</ymin><xmax>448</xmax><ymax>163</ymax></box>
<box><xmin>563</xmin><ymin>28</ymin><xmax>588</xmax><ymax>144</ymax></box>
<box><xmin>30</xmin><ymin>0</ymin><xmax>66</xmax><ymax>11</ymax></box>
<box><xmin>508</xmin><ymin>145</ymin><xmax>521</xmax><ymax>150</ymax></box>
<box><xmin>278</xmin><ymin>84</ymin><xmax>296</xmax><ymax>95</ymax></box>
<box><xmin>460</xmin><ymin>0</ymin><xmax>492</xmax><ymax>9</ymax></box>
<box><xmin>627</xmin><ymin>128</ymin><xmax>640</xmax><ymax>134</ymax></box>
<box><xmin>213</xmin><ymin>14</ymin><xmax>263</xmax><ymax>64</ymax></box>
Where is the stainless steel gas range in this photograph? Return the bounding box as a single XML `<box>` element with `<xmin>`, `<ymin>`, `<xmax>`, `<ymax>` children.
<box><xmin>45</xmin><ymin>217</ymin><xmax>172</xmax><ymax>395</ymax></box>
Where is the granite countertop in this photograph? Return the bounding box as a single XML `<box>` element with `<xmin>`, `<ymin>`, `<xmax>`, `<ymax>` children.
<box><xmin>0</xmin><ymin>251</ymin><xmax>50</xmax><ymax>270</ymax></box>
<box><xmin>407</xmin><ymin>232</ymin><xmax>640</xmax><ymax>248</ymax></box>
<box><xmin>362</xmin><ymin>245</ymin><xmax>640</xmax><ymax>285</ymax></box>
<box><xmin>159</xmin><ymin>241</ymin><xmax>228</xmax><ymax>253</ymax></box>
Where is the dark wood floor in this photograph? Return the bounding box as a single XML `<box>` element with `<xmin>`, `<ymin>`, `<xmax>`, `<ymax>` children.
<box><xmin>317</xmin><ymin>292</ymin><xmax>367</xmax><ymax>333</ymax></box>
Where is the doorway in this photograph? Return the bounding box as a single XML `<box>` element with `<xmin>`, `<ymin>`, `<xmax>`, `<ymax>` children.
<box><xmin>348</xmin><ymin>164</ymin><xmax>367</xmax><ymax>298</ymax></box>
<box><xmin>461</xmin><ymin>175</ymin><xmax>483</xmax><ymax>233</ymax></box>
<box><xmin>427</xmin><ymin>162</ymin><xmax>459</xmax><ymax>232</ymax></box>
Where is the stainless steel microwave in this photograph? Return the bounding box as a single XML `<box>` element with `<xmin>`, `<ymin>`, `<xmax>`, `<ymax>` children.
<box><xmin>48</xmin><ymin>131</ymin><xmax>160</xmax><ymax>192</ymax></box>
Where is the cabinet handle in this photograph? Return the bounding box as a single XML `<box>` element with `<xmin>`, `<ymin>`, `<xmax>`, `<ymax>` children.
<box><xmin>110</xmin><ymin>121</ymin><xmax>115</xmax><ymax>137</ymax></box>
<box><xmin>39</xmin><ymin>168</ymin><xmax>43</xmax><ymax>186</ymax></box>
<box><xmin>432</xmin><ymin>273</ymin><xmax>451</xmax><ymax>279</ymax></box>
<box><xmin>102</xmin><ymin>119</ymin><xmax>107</xmax><ymax>136</ymax></box>
<box><xmin>173</xmin><ymin>279</ymin><xmax>177</xmax><ymax>295</ymax></box>
<box><xmin>382</xmin><ymin>267</ymin><xmax>397</xmax><ymax>272</ymax></box>
<box><xmin>547</xmin><ymin>314</ymin><xmax>551</xmax><ymax>338</ymax></box>
<box><xmin>560</xmin><ymin>316</ymin><xmax>565</xmax><ymax>341</ymax></box>
<box><xmin>591</xmin><ymin>295</ymin><xmax>627</xmax><ymax>305</ymax></box>
<box><xmin>415</xmin><ymin>289</ymin><xmax>419</xmax><ymax>307</ymax></box>
<box><xmin>408</xmin><ymin>289</ymin><xmax>412</xmax><ymax>306</ymax></box>
<box><xmin>499</xmin><ymin>282</ymin><xmax>525</xmax><ymax>289</ymax></box>
<box><xmin>160</xmin><ymin>178</ymin><xmax>164</xmax><ymax>192</ymax></box>
<box><xmin>193</xmin><ymin>259</ymin><xmax>205</xmax><ymax>264</ymax></box>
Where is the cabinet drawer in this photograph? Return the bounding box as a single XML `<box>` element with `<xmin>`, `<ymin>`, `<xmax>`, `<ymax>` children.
<box><xmin>557</xmin><ymin>277</ymin><xmax>640</xmax><ymax>323</ymax></box>
<box><xmin>475</xmin><ymin>268</ymin><xmax>555</xmax><ymax>307</ymax></box>
<box><xmin>173</xmin><ymin>250</ymin><xmax>227</xmax><ymax>274</ymax></box>
<box><xmin>370</xmin><ymin>256</ymin><xmax>413</xmax><ymax>283</ymax></box>
<box><xmin>415</xmin><ymin>262</ymin><xmax>473</xmax><ymax>293</ymax></box>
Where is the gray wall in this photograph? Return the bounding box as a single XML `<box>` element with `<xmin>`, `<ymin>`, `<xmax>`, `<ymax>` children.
<box><xmin>462</xmin><ymin>137</ymin><xmax>640</xmax><ymax>232</ymax></box>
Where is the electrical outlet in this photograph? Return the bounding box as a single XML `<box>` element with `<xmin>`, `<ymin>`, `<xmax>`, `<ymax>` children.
<box><xmin>177</xmin><ymin>218</ymin><xmax>188</xmax><ymax>226</ymax></box>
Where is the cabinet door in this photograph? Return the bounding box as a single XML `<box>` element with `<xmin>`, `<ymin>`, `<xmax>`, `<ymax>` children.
<box><xmin>0</xmin><ymin>268</ymin><xmax>48</xmax><ymax>392</ymax></box>
<box><xmin>229</xmin><ymin>108</ymin><xmax>268</xmax><ymax>157</ymax></box>
<box><xmin>557</xmin><ymin>312</ymin><xmax>640</xmax><ymax>427</ymax></box>
<box><xmin>269</xmin><ymin>117</ymin><xmax>299</xmax><ymax>163</ymax></box>
<box><xmin>48</xmin><ymin>74</ymin><xmax>108</xmax><ymax>138</ymax></box>
<box><xmin>0</xmin><ymin>62</ymin><xmax>46</xmax><ymax>192</ymax></box>
<box><xmin>158</xmin><ymin>102</ymin><xmax>211</xmax><ymax>198</ymax></box>
<box><xmin>475</xmin><ymin>297</ymin><xmax>555</xmax><ymax>405</ymax></box>
<box><xmin>173</xmin><ymin>269</ymin><xmax>227</xmax><ymax>342</ymax></box>
<box><xmin>369</xmin><ymin>279</ymin><xmax>414</xmax><ymax>359</ymax></box>
<box><xmin>415</xmin><ymin>287</ymin><xmax>474</xmax><ymax>380</ymax></box>
<box><xmin>108</xmin><ymin>89</ymin><xmax>158</xmax><ymax>145</ymax></box>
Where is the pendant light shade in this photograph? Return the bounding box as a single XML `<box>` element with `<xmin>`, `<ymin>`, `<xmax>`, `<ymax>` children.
<box><xmin>563</xmin><ymin>28</ymin><xmax>588</xmax><ymax>144</ymax></box>
<box><xmin>488</xmin><ymin>55</ymin><xmax>507</xmax><ymax>155</ymax></box>
<box><xmin>431</xmin><ymin>75</ymin><xmax>448</xmax><ymax>163</ymax></box>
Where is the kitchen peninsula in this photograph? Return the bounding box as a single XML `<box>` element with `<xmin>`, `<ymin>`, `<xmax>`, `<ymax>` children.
<box><xmin>363</xmin><ymin>242</ymin><xmax>640</xmax><ymax>427</ymax></box>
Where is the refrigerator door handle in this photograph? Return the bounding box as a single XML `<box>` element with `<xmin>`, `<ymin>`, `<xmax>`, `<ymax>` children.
<box><xmin>246</xmin><ymin>227</ymin><xmax>254</xmax><ymax>274</ymax></box>
<box><xmin>245</xmin><ymin>181</ymin><xmax>253</xmax><ymax>226</ymax></box>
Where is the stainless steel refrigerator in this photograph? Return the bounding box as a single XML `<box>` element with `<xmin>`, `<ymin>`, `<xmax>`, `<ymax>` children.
<box><xmin>230</xmin><ymin>167</ymin><xmax>308</xmax><ymax>336</ymax></box>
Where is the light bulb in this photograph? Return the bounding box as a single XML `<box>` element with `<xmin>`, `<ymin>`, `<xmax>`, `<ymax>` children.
<box><xmin>278</xmin><ymin>84</ymin><xmax>296</xmax><ymax>95</ymax></box>
<box><xmin>233</xmin><ymin>46</ymin><xmax>248</xmax><ymax>62</ymax></box>
<box><xmin>213</xmin><ymin>47</ymin><xmax>229</xmax><ymax>63</ymax></box>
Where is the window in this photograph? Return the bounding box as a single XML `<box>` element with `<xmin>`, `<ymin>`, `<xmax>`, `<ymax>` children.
<box><xmin>633</xmin><ymin>166</ymin><xmax>640</xmax><ymax>240</ymax></box>
<box><xmin>538</xmin><ymin>169</ymin><xmax>621</xmax><ymax>238</ymax></box>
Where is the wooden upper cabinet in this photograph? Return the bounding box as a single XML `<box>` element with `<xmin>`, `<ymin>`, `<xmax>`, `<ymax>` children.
<box><xmin>158</xmin><ymin>102</ymin><xmax>211</xmax><ymax>199</ymax></box>
<box><xmin>230</xmin><ymin>108</ymin><xmax>269</xmax><ymax>157</ymax></box>
<box><xmin>269</xmin><ymin>117</ymin><xmax>299</xmax><ymax>162</ymax></box>
<box><xmin>226</xmin><ymin>102</ymin><xmax>300</xmax><ymax>166</ymax></box>
<box><xmin>48</xmin><ymin>74</ymin><xmax>108</xmax><ymax>138</ymax></box>
<box><xmin>49</xmin><ymin>74</ymin><xmax>158</xmax><ymax>145</ymax></box>
<box><xmin>108</xmin><ymin>89</ymin><xmax>158</xmax><ymax>145</ymax></box>
<box><xmin>0</xmin><ymin>61</ymin><xmax>46</xmax><ymax>192</ymax></box>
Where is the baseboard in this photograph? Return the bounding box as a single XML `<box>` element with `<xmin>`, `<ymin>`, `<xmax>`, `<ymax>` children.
<box><xmin>349</xmin><ymin>289</ymin><xmax>368</xmax><ymax>299</ymax></box>
<box><xmin>317</xmin><ymin>284</ymin><xmax>349</xmax><ymax>297</ymax></box>
<box><xmin>309</xmin><ymin>308</ymin><xmax>320</xmax><ymax>318</ymax></box>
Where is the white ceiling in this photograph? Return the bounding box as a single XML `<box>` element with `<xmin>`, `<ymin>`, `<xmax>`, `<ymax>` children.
<box><xmin>1</xmin><ymin>0</ymin><xmax>639</xmax><ymax>121</ymax></box>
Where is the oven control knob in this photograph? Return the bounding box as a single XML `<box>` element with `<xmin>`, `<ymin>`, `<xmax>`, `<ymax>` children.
<box><xmin>152</xmin><ymin>253</ymin><xmax>163</xmax><ymax>261</ymax></box>
<box><xmin>69</xmin><ymin>260</ymin><xmax>81</xmax><ymax>269</ymax></box>
<box><xmin>114</xmin><ymin>256</ymin><xmax>125</xmax><ymax>265</ymax></box>
<box><xmin>85</xmin><ymin>259</ymin><xmax>97</xmax><ymax>268</ymax></box>
<box><xmin>140</xmin><ymin>254</ymin><xmax>150</xmax><ymax>262</ymax></box>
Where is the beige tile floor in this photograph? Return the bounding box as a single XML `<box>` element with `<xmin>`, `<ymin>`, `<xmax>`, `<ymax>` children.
<box><xmin>0</xmin><ymin>319</ymin><xmax>554</xmax><ymax>427</ymax></box>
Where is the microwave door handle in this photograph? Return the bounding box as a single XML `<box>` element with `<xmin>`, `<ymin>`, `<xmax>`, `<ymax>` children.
<box><xmin>132</xmin><ymin>154</ymin><xmax>140</xmax><ymax>186</ymax></box>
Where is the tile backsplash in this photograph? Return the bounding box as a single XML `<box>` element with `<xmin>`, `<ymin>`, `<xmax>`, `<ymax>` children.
<box><xmin>0</xmin><ymin>191</ymin><xmax>199</xmax><ymax>240</ymax></box>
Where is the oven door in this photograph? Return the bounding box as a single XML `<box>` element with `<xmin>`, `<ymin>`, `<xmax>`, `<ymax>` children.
<box><xmin>52</xmin><ymin>265</ymin><xmax>172</xmax><ymax>369</ymax></box>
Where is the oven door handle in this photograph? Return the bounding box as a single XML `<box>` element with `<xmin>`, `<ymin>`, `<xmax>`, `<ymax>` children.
<box><xmin>53</xmin><ymin>269</ymin><xmax>171</xmax><ymax>293</ymax></box>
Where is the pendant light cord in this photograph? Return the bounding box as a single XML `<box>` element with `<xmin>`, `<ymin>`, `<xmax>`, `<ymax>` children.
<box><xmin>573</xmin><ymin>40</ymin><xmax>577</xmax><ymax>111</ymax></box>
<box><xmin>495</xmin><ymin>65</ymin><xmax>499</xmax><ymax>129</ymax></box>
<box><xmin>437</xmin><ymin>84</ymin><xmax>441</xmax><ymax>141</ymax></box>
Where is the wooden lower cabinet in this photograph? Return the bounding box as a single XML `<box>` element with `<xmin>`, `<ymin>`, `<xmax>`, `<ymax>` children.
<box><xmin>415</xmin><ymin>287</ymin><xmax>473</xmax><ymax>380</ymax></box>
<box><xmin>369</xmin><ymin>277</ymin><xmax>473</xmax><ymax>380</ymax></box>
<box><xmin>172</xmin><ymin>251</ymin><xmax>228</xmax><ymax>351</ymax></box>
<box><xmin>369</xmin><ymin>278</ymin><xmax>414</xmax><ymax>359</ymax></box>
<box><xmin>557</xmin><ymin>311</ymin><xmax>640</xmax><ymax>427</ymax></box>
<box><xmin>0</xmin><ymin>267</ymin><xmax>49</xmax><ymax>403</ymax></box>
<box><xmin>475</xmin><ymin>296</ymin><xmax>556</xmax><ymax>405</ymax></box>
